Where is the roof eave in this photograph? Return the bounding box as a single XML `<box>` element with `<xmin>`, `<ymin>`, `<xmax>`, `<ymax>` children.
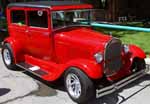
<box><xmin>8</xmin><ymin>4</ymin><xmax>92</xmax><ymax>10</ymax></box>
<box><xmin>51</xmin><ymin>4</ymin><xmax>93</xmax><ymax>11</ymax></box>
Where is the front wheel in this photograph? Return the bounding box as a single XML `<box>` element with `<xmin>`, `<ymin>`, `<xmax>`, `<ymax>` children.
<box><xmin>2</xmin><ymin>43</ymin><xmax>16</xmax><ymax>70</ymax></box>
<box><xmin>131</xmin><ymin>58</ymin><xmax>146</xmax><ymax>73</ymax></box>
<box><xmin>64</xmin><ymin>67</ymin><xmax>95</xmax><ymax>103</ymax></box>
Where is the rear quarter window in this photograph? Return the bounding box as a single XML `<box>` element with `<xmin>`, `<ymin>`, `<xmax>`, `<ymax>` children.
<box><xmin>11</xmin><ymin>10</ymin><xmax>25</xmax><ymax>25</ymax></box>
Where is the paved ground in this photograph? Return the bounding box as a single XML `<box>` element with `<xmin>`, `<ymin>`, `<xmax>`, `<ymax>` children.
<box><xmin>0</xmin><ymin>54</ymin><xmax>150</xmax><ymax>104</ymax></box>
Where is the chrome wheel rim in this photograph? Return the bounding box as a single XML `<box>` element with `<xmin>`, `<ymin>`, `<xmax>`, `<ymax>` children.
<box><xmin>66</xmin><ymin>73</ymin><xmax>81</xmax><ymax>99</ymax></box>
<box><xmin>3</xmin><ymin>49</ymin><xmax>11</xmax><ymax>65</ymax></box>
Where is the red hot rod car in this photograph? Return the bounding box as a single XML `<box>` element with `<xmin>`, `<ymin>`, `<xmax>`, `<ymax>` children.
<box><xmin>1</xmin><ymin>1</ymin><xmax>146</xmax><ymax>103</ymax></box>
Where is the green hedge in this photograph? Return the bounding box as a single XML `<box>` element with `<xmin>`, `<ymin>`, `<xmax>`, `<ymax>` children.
<box><xmin>0</xmin><ymin>18</ymin><xmax>7</xmax><ymax>29</ymax></box>
<box><xmin>0</xmin><ymin>18</ymin><xmax>8</xmax><ymax>43</ymax></box>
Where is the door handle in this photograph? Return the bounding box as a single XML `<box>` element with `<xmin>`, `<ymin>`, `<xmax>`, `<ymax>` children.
<box><xmin>25</xmin><ymin>30</ymin><xmax>31</xmax><ymax>37</ymax></box>
<box><xmin>25</xmin><ymin>30</ymin><xmax>29</xmax><ymax>33</ymax></box>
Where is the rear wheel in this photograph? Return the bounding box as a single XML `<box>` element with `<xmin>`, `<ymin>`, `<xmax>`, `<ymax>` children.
<box><xmin>2</xmin><ymin>43</ymin><xmax>16</xmax><ymax>70</ymax></box>
<box><xmin>131</xmin><ymin>58</ymin><xmax>146</xmax><ymax>73</ymax></box>
<box><xmin>64</xmin><ymin>67</ymin><xmax>95</xmax><ymax>104</ymax></box>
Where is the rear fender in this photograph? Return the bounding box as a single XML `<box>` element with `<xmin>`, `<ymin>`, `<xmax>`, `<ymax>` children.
<box><xmin>64</xmin><ymin>59</ymin><xmax>103</xmax><ymax>79</ymax></box>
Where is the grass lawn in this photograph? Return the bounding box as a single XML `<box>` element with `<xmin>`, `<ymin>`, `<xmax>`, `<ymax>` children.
<box><xmin>94</xmin><ymin>28</ymin><xmax>150</xmax><ymax>55</ymax></box>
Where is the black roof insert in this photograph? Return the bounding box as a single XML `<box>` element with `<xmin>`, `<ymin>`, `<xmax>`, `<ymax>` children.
<box><xmin>8</xmin><ymin>1</ymin><xmax>84</xmax><ymax>8</ymax></box>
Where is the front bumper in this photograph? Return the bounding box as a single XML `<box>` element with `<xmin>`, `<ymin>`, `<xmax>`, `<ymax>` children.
<box><xmin>96</xmin><ymin>66</ymin><xmax>149</xmax><ymax>98</ymax></box>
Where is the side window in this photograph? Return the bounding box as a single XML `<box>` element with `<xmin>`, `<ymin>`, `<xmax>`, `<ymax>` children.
<box><xmin>28</xmin><ymin>11</ymin><xmax>48</xmax><ymax>28</ymax></box>
<box><xmin>11</xmin><ymin>10</ymin><xmax>25</xmax><ymax>25</ymax></box>
<box><xmin>52</xmin><ymin>11</ymin><xmax>65</xmax><ymax>29</ymax></box>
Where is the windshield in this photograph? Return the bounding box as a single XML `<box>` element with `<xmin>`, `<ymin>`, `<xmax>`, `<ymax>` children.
<box><xmin>52</xmin><ymin>9</ymin><xmax>91</xmax><ymax>29</ymax></box>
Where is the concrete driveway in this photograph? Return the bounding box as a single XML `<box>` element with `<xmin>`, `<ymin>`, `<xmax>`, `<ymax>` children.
<box><xmin>0</xmin><ymin>54</ymin><xmax>150</xmax><ymax>104</ymax></box>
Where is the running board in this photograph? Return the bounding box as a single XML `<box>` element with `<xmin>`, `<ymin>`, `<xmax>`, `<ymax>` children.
<box><xmin>96</xmin><ymin>69</ymin><xmax>147</xmax><ymax>98</ymax></box>
<box><xmin>16</xmin><ymin>62</ymin><xmax>48</xmax><ymax>77</ymax></box>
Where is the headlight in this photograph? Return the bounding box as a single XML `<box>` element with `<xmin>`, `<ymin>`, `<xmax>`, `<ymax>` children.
<box><xmin>94</xmin><ymin>52</ymin><xmax>103</xmax><ymax>63</ymax></box>
<box><xmin>123</xmin><ymin>44</ymin><xmax>129</xmax><ymax>53</ymax></box>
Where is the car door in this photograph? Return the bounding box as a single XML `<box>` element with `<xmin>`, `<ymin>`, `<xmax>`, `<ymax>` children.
<box><xmin>26</xmin><ymin>9</ymin><xmax>52</xmax><ymax>61</ymax></box>
<box><xmin>8</xmin><ymin>9</ymin><xmax>28</xmax><ymax>51</ymax></box>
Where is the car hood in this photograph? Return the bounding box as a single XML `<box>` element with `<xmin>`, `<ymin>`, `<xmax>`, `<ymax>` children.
<box><xmin>54</xmin><ymin>27</ymin><xmax>112</xmax><ymax>52</ymax></box>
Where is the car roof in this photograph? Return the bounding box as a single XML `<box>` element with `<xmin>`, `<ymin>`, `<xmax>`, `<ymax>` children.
<box><xmin>8</xmin><ymin>1</ymin><xmax>87</xmax><ymax>9</ymax></box>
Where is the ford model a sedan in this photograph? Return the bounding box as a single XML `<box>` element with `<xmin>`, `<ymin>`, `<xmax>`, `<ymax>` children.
<box><xmin>2</xmin><ymin>1</ymin><xmax>146</xmax><ymax>103</ymax></box>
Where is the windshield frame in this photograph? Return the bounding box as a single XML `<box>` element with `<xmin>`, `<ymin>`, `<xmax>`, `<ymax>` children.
<box><xmin>51</xmin><ymin>9</ymin><xmax>93</xmax><ymax>31</ymax></box>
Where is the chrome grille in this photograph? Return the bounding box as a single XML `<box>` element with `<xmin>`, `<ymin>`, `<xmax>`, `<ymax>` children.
<box><xmin>104</xmin><ymin>38</ymin><xmax>122</xmax><ymax>76</ymax></box>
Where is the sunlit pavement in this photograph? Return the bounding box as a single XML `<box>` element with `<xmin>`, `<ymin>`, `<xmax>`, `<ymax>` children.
<box><xmin>0</xmin><ymin>54</ymin><xmax>150</xmax><ymax>104</ymax></box>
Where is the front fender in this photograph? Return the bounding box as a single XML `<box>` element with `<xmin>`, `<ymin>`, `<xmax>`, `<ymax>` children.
<box><xmin>64</xmin><ymin>59</ymin><xmax>103</xmax><ymax>79</ymax></box>
<box><xmin>129</xmin><ymin>44</ymin><xmax>146</xmax><ymax>60</ymax></box>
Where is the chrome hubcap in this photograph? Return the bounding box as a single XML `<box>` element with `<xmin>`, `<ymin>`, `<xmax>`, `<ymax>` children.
<box><xmin>66</xmin><ymin>73</ymin><xmax>81</xmax><ymax>99</ymax></box>
<box><xmin>3</xmin><ymin>49</ymin><xmax>11</xmax><ymax>65</ymax></box>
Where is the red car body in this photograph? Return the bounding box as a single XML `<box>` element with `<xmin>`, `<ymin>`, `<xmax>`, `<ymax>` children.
<box><xmin>2</xmin><ymin>1</ymin><xmax>146</xmax><ymax>103</ymax></box>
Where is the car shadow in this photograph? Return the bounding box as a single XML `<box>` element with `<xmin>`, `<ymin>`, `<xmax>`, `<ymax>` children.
<box><xmin>0</xmin><ymin>88</ymin><xmax>11</xmax><ymax>96</ymax></box>
<box><xmin>23</xmin><ymin>71</ymin><xmax>150</xmax><ymax>104</ymax></box>
<box><xmin>88</xmin><ymin>74</ymin><xmax>150</xmax><ymax>104</ymax></box>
